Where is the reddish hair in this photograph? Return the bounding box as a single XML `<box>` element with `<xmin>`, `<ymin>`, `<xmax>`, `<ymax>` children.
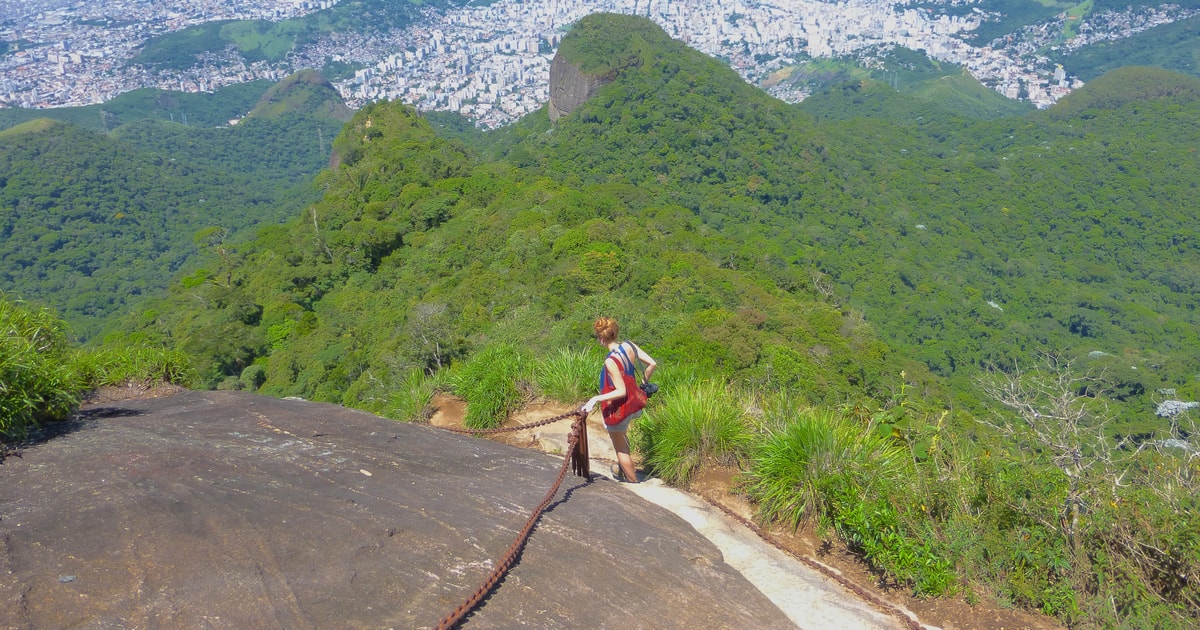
<box><xmin>594</xmin><ymin>317</ymin><xmax>619</xmax><ymax>344</ymax></box>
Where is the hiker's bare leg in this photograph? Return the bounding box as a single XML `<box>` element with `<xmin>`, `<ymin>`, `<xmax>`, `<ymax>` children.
<box><xmin>609</xmin><ymin>431</ymin><xmax>638</xmax><ymax>482</ymax></box>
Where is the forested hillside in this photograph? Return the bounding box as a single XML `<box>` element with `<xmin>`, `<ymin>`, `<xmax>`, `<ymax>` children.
<box><xmin>1055</xmin><ymin>14</ymin><xmax>1200</xmax><ymax>81</ymax></box>
<box><xmin>119</xmin><ymin>101</ymin><xmax>917</xmax><ymax>410</ymax></box>
<box><xmin>485</xmin><ymin>15</ymin><xmax>1200</xmax><ymax>436</ymax></box>
<box><xmin>129</xmin><ymin>0</ymin><xmax>471</xmax><ymax>74</ymax></box>
<box><xmin>103</xmin><ymin>13</ymin><xmax>1200</xmax><ymax>434</ymax></box>
<box><xmin>765</xmin><ymin>46</ymin><xmax>1033</xmax><ymax>121</ymax></box>
<box><xmin>0</xmin><ymin>72</ymin><xmax>350</xmax><ymax>340</ymax></box>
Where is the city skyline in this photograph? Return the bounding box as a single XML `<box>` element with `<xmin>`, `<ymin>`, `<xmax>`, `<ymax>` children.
<box><xmin>2</xmin><ymin>0</ymin><xmax>1197</xmax><ymax>127</ymax></box>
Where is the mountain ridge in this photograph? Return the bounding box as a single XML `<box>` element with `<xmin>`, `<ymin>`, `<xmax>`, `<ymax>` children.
<box><xmin>494</xmin><ymin>15</ymin><xmax>1200</xmax><ymax>436</ymax></box>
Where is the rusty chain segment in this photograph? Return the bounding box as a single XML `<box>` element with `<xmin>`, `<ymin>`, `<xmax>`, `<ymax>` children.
<box><xmin>435</xmin><ymin>409</ymin><xmax>588</xmax><ymax>629</ymax></box>
<box><xmin>439</xmin><ymin>408</ymin><xmax>585</xmax><ymax>436</ymax></box>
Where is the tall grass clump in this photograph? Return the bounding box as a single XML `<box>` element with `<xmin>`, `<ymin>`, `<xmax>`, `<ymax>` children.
<box><xmin>636</xmin><ymin>379</ymin><xmax>753</xmax><ymax>485</ymax></box>
<box><xmin>1</xmin><ymin>298</ymin><xmax>81</xmax><ymax>438</ymax></box>
<box><xmin>72</xmin><ymin>344</ymin><xmax>194</xmax><ymax>388</ymax></box>
<box><xmin>385</xmin><ymin>366</ymin><xmax>446</xmax><ymax>422</ymax></box>
<box><xmin>533</xmin><ymin>347</ymin><xmax>596</xmax><ymax>404</ymax></box>
<box><xmin>745</xmin><ymin>406</ymin><xmax>956</xmax><ymax>596</ymax></box>
<box><xmin>745</xmin><ymin>408</ymin><xmax>903</xmax><ymax>528</ymax></box>
<box><xmin>450</xmin><ymin>342</ymin><xmax>530</xmax><ymax>429</ymax></box>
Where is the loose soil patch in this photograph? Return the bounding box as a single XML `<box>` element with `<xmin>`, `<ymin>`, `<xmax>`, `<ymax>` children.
<box><xmin>82</xmin><ymin>382</ymin><xmax>186</xmax><ymax>405</ymax></box>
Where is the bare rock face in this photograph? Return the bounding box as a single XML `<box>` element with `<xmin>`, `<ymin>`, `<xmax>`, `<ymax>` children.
<box><xmin>548</xmin><ymin>54</ymin><xmax>611</xmax><ymax>122</ymax></box>
<box><xmin>0</xmin><ymin>391</ymin><xmax>795</xmax><ymax>629</ymax></box>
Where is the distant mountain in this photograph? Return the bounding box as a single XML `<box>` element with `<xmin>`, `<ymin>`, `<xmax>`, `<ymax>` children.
<box><xmin>128</xmin><ymin>0</ymin><xmax>471</xmax><ymax>72</ymax></box>
<box><xmin>1047</xmin><ymin>65</ymin><xmax>1200</xmax><ymax>116</ymax></box>
<box><xmin>247</xmin><ymin>69</ymin><xmax>354</xmax><ymax>122</ymax></box>
<box><xmin>0</xmin><ymin>81</ymin><xmax>277</xmax><ymax>132</ymax></box>
<box><xmin>1056</xmin><ymin>14</ymin><xmax>1200</xmax><ymax>82</ymax></box>
<box><xmin>774</xmin><ymin>47</ymin><xmax>1033</xmax><ymax>121</ymax></box>
<box><xmin>0</xmin><ymin>72</ymin><xmax>350</xmax><ymax>341</ymax></box>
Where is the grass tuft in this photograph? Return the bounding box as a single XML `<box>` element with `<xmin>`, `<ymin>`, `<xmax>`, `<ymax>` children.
<box><xmin>745</xmin><ymin>407</ymin><xmax>906</xmax><ymax>529</ymax></box>
<box><xmin>450</xmin><ymin>343</ymin><xmax>530</xmax><ymax>429</ymax></box>
<box><xmin>0</xmin><ymin>298</ymin><xmax>81</xmax><ymax>438</ymax></box>
<box><xmin>386</xmin><ymin>367</ymin><xmax>444</xmax><ymax>422</ymax></box>
<box><xmin>533</xmin><ymin>347</ymin><xmax>596</xmax><ymax>405</ymax></box>
<box><xmin>72</xmin><ymin>344</ymin><xmax>194</xmax><ymax>388</ymax></box>
<box><xmin>636</xmin><ymin>379</ymin><xmax>752</xmax><ymax>485</ymax></box>
<box><xmin>744</xmin><ymin>407</ymin><xmax>956</xmax><ymax>596</ymax></box>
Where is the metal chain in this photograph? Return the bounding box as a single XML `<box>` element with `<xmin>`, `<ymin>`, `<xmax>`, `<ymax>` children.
<box><xmin>439</xmin><ymin>408</ymin><xmax>585</xmax><ymax>436</ymax></box>
<box><xmin>435</xmin><ymin>410</ymin><xmax>588</xmax><ymax>629</ymax></box>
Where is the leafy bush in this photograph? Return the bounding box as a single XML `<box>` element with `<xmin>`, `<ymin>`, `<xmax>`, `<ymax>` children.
<box><xmin>240</xmin><ymin>363</ymin><xmax>267</xmax><ymax>390</ymax></box>
<box><xmin>450</xmin><ymin>343</ymin><xmax>531</xmax><ymax>429</ymax></box>
<box><xmin>746</xmin><ymin>408</ymin><xmax>905</xmax><ymax>528</ymax></box>
<box><xmin>0</xmin><ymin>298</ymin><xmax>81</xmax><ymax>437</ymax></box>
<box><xmin>636</xmin><ymin>379</ymin><xmax>753</xmax><ymax>485</ymax></box>
<box><xmin>533</xmin><ymin>347</ymin><xmax>596</xmax><ymax>404</ymax></box>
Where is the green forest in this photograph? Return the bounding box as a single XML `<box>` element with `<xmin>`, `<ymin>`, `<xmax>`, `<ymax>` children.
<box><xmin>472</xmin><ymin>16</ymin><xmax>1200</xmax><ymax>438</ymax></box>
<box><xmin>0</xmin><ymin>70</ymin><xmax>351</xmax><ymax>340</ymax></box>
<box><xmin>1056</xmin><ymin>14</ymin><xmax>1200</xmax><ymax>81</ymax></box>
<box><xmin>3</xmin><ymin>12</ymin><xmax>1199</xmax><ymax>628</ymax></box>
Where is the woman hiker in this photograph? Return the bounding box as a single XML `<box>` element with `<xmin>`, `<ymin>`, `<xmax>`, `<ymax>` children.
<box><xmin>581</xmin><ymin>317</ymin><xmax>657</xmax><ymax>483</ymax></box>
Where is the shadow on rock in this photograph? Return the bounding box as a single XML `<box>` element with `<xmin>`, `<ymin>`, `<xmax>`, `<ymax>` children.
<box><xmin>2</xmin><ymin>407</ymin><xmax>145</xmax><ymax>463</ymax></box>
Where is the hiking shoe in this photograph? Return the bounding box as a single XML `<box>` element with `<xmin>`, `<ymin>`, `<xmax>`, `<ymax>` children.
<box><xmin>610</xmin><ymin>463</ymin><xmax>626</xmax><ymax>482</ymax></box>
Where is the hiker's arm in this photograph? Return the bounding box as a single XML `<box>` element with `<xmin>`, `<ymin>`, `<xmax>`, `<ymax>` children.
<box><xmin>632</xmin><ymin>343</ymin><xmax>657</xmax><ymax>383</ymax></box>
<box><xmin>582</xmin><ymin>358</ymin><xmax>626</xmax><ymax>412</ymax></box>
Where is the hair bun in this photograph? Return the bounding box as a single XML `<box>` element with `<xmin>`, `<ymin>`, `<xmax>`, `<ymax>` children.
<box><xmin>594</xmin><ymin>317</ymin><xmax>619</xmax><ymax>343</ymax></box>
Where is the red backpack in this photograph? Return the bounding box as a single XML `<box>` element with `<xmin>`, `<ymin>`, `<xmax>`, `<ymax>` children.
<box><xmin>599</xmin><ymin>342</ymin><xmax>647</xmax><ymax>426</ymax></box>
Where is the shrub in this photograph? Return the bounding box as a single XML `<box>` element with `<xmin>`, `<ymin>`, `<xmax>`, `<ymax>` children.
<box><xmin>745</xmin><ymin>408</ymin><xmax>898</xmax><ymax>528</ymax></box>
<box><xmin>0</xmin><ymin>298</ymin><xmax>81</xmax><ymax>438</ymax></box>
<box><xmin>240</xmin><ymin>364</ymin><xmax>267</xmax><ymax>390</ymax></box>
<box><xmin>450</xmin><ymin>343</ymin><xmax>531</xmax><ymax>429</ymax></box>
<box><xmin>636</xmin><ymin>379</ymin><xmax>752</xmax><ymax>485</ymax></box>
<box><xmin>744</xmin><ymin>407</ymin><xmax>956</xmax><ymax>596</ymax></box>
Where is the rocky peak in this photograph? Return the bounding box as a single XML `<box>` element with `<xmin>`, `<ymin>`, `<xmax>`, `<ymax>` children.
<box><xmin>547</xmin><ymin>53</ymin><xmax>611</xmax><ymax>122</ymax></box>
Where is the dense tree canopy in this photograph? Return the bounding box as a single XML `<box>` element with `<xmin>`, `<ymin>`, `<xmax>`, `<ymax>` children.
<box><xmin>0</xmin><ymin>74</ymin><xmax>349</xmax><ymax>340</ymax></box>
<box><xmin>462</xmin><ymin>14</ymin><xmax>1200</xmax><ymax>436</ymax></box>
